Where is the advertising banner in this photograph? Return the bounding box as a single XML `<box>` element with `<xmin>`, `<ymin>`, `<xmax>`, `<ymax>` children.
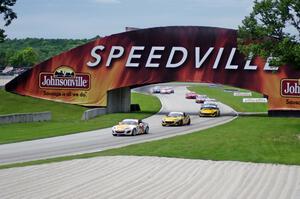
<box><xmin>5</xmin><ymin>26</ymin><xmax>300</xmax><ymax>112</ymax></box>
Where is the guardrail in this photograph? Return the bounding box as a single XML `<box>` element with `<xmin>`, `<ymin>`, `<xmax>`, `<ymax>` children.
<box><xmin>237</xmin><ymin>112</ymin><xmax>268</xmax><ymax>116</ymax></box>
<box><xmin>81</xmin><ymin>108</ymin><xmax>107</xmax><ymax>120</ymax></box>
<box><xmin>0</xmin><ymin>111</ymin><xmax>52</xmax><ymax>124</ymax></box>
<box><xmin>81</xmin><ymin>104</ymin><xmax>141</xmax><ymax>120</ymax></box>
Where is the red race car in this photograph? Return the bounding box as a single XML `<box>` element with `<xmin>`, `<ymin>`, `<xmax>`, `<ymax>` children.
<box><xmin>185</xmin><ymin>92</ymin><xmax>197</xmax><ymax>99</ymax></box>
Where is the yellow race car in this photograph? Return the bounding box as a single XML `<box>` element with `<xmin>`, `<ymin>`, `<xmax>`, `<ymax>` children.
<box><xmin>162</xmin><ymin>112</ymin><xmax>191</xmax><ymax>126</ymax></box>
<box><xmin>199</xmin><ymin>104</ymin><xmax>220</xmax><ymax>117</ymax></box>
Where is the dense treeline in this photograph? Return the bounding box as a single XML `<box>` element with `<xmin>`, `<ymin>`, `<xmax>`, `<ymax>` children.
<box><xmin>0</xmin><ymin>37</ymin><xmax>97</xmax><ymax>67</ymax></box>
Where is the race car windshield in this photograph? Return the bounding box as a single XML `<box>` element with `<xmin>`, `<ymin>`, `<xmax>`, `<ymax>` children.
<box><xmin>167</xmin><ymin>112</ymin><xmax>183</xmax><ymax>117</ymax></box>
<box><xmin>121</xmin><ymin>120</ymin><xmax>138</xmax><ymax>125</ymax></box>
<box><xmin>201</xmin><ymin>105</ymin><xmax>217</xmax><ymax>109</ymax></box>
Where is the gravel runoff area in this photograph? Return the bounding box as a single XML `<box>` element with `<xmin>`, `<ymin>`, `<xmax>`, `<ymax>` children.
<box><xmin>0</xmin><ymin>156</ymin><xmax>299</xmax><ymax>199</ymax></box>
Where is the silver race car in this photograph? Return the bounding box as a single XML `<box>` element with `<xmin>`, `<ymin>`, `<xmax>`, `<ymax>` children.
<box><xmin>112</xmin><ymin>119</ymin><xmax>149</xmax><ymax>136</ymax></box>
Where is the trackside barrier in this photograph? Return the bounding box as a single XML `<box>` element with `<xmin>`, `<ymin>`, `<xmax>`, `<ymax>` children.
<box><xmin>237</xmin><ymin>112</ymin><xmax>268</xmax><ymax>116</ymax></box>
<box><xmin>81</xmin><ymin>108</ymin><xmax>107</xmax><ymax>120</ymax></box>
<box><xmin>0</xmin><ymin>111</ymin><xmax>52</xmax><ymax>124</ymax></box>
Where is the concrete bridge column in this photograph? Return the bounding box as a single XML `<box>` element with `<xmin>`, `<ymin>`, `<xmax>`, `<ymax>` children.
<box><xmin>107</xmin><ymin>87</ymin><xmax>131</xmax><ymax>113</ymax></box>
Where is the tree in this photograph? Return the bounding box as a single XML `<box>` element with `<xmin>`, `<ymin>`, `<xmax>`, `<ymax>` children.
<box><xmin>21</xmin><ymin>47</ymin><xmax>38</xmax><ymax>67</ymax></box>
<box><xmin>10</xmin><ymin>47</ymin><xmax>38</xmax><ymax>67</ymax></box>
<box><xmin>0</xmin><ymin>0</ymin><xmax>17</xmax><ymax>42</ymax></box>
<box><xmin>0</xmin><ymin>51</ymin><xmax>6</xmax><ymax>66</ymax></box>
<box><xmin>238</xmin><ymin>0</ymin><xmax>300</xmax><ymax>68</ymax></box>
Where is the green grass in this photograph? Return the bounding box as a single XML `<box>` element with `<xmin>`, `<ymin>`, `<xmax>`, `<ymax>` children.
<box><xmin>188</xmin><ymin>85</ymin><xmax>268</xmax><ymax>112</ymax></box>
<box><xmin>93</xmin><ymin>116</ymin><xmax>300</xmax><ymax>165</ymax></box>
<box><xmin>1</xmin><ymin>116</ymin><xmax>299</xmax><ymax>169</ymax></box>
<box><xmin>0</xmin><ymin>90</ymin><xmax>161</xmax><ymax>144</ymax></box>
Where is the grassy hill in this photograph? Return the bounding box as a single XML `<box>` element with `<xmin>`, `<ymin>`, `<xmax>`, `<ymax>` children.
<box><xmin>0</xmin><ymin>89</ymin><xmax>161</xmax><ymax>144</ymax></box>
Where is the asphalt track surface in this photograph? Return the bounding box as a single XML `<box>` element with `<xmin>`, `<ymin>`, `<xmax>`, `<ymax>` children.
<box><xmin>0</xmin><ymin>84</ymin><xmax>236</xmax><ymax>165</ymax></box>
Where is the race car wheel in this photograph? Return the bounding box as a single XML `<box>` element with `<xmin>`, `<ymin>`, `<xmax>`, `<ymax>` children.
<box><xmin>187</xmin><ymin>119</ymin><xmax>191</xmax><ymax>125</ymax></box>
<box><xmin>144</xmin><ymin>126</ymin><xmax>149</xmax><ymax>134</ymax></box>
<box><xmin>132</xmin><ymin>128</ymin><xmax>137</xmax><ymax>136</ymax></box>
<box><xmin>179</xmin><ymin>120</ymin><xmax>183</xmax><ymax>126</ymax></box>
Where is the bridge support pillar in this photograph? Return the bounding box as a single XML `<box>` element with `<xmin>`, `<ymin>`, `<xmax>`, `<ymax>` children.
<box><xmin>107</xmin><ymin>87</ymin><xmax>131</xmax><ymax>113</ymax></box>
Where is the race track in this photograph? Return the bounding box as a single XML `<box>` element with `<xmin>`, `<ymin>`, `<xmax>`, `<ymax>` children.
<box><xmin>0</xmin><ymin>84</ymin><xmax>236</xmax><ymax>164</ymax></box>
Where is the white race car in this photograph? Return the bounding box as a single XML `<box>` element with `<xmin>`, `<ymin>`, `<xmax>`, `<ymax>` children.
<box><xmin>152</xmin><ymin>86</ymin><xmax>161</xmax><ymax>93</ymax></box>
<box><xmin>160</xmin><ymin>87</ymin><xmax>174</xmax><ymax>94</ymax></box>
<box><xmin>203</xmin><ymin>98</ymin><xmax>217</xmax><ymax>105</ymax></box>
<box><xmin>112</xmin><ymin>119</ymin><xmax>149</xmax><ymax>136</ymax></box>
<box><xmin>195</xmin><ymin>95</ymin><xmax>207</xmax><ymax>103</ymax></box>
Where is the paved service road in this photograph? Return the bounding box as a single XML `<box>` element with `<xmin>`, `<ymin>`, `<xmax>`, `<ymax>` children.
<box><xmin>0</xmin><ymin>85</ymin><xmax>236</xmax><ymax>165</ymax></box>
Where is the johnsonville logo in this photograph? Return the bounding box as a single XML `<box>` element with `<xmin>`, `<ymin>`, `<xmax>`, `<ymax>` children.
<box><xmin>39</xmin><ymin>66</ymin><xmax>90</xmax><ymax>90</ymax></box>
<box><xmin>281</xmin><ymin>79</ymin><xmax>300</xmax><ymax>97</ymax></box>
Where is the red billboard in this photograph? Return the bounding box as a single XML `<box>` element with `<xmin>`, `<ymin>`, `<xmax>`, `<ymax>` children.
<box><xmin>5</xmin><ymin>26</ymin><xmax>300</xmax><ymax>112</ymax></box>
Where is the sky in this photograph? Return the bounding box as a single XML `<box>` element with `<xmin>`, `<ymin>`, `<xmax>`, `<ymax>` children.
<box><xmin>2</xmin><ymin>0</ymin><xmax>255</xmax><ymax>39</ymax></box>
